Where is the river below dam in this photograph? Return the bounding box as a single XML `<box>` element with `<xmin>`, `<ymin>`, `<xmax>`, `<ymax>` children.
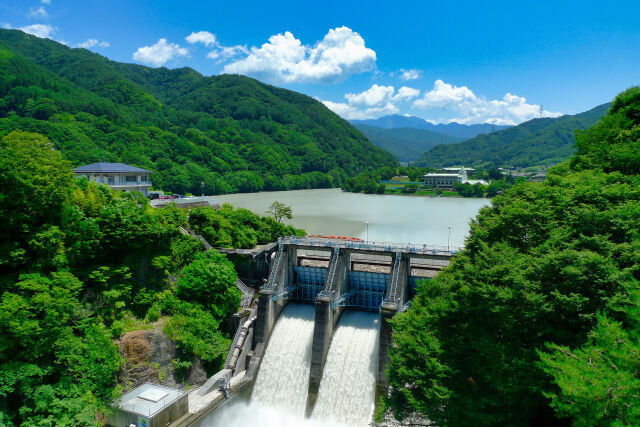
<box><xmin>212</xmin><ymin>189</ymin><xmax>489</xmax><ymax>247</ymax></box>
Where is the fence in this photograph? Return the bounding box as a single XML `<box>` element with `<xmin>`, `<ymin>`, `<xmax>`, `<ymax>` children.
<box><xmin>280</xmin><ymin>236</ymin><xmax>461</xmax><ymax>255</ymax></box>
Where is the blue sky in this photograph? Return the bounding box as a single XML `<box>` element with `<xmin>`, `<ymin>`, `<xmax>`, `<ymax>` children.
<box><xmin>2</xmin><ymin>0</ymin><xmax>639</xmax><ymax>124</ymax></box>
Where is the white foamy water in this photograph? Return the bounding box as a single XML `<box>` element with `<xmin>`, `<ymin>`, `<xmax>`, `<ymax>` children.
<box><xmin>312</xmin><ymin>311</ymin><xmax>380</xmax><ymax>426</ymax></box>
<box><xmin>196</xmin><ymin>306</ymin><xmax>379</xmax><ymax>427</ymax></box>
<box><xmin>251</xmin><ymin>303</ymin><xmax>316</xmax><ymax>416</ymax></box>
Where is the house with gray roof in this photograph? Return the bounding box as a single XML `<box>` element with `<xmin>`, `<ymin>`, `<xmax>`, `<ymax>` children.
<box><xmin>74</xmin><ymin>162</ymin><xmax>153</xmax><ymax>196</ymax></box>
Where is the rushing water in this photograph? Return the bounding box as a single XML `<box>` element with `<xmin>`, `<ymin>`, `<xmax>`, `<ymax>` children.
<box><xmin>196</xmin><ymin>307</ymin><xmax>380</xmax><ymax>427</ymax></box>
<box><xmin>212</xmin><ymin>189</ymin><xmax>489</xmax><ymax>247</ymax></box>
<box><xmin>251</xmin><ymin>304</ymin><xmax>315</xmax><ymax>416</ymax></box>
<box><xmin>311</xmin><ymin>312</ymin><xmax>380</xmax><ymax>426</ymax></box>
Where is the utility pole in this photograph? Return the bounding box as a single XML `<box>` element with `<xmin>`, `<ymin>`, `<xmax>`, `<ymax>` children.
<box><xmin>447</xmin><ymin>225</ymin><xmax>452</xmax><ymax>252</ymax></box>
<box><xmin>366</xmin><ymin>221</ymin><xmax>369</xmax><ymax>242</ymax></box>
<box><xmin>201</xmin><ymin>181</ymin><xmax>204</xmax><ymax>197</ymax></box>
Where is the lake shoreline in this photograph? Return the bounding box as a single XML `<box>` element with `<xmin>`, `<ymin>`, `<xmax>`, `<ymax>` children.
<box><xmin>210</xmin><ymin>188</ymin><xmax>489</xmax><ymax>247</ymax></box>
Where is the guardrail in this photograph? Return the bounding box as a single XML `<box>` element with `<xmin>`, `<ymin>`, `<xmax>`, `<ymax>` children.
<box><xmin>261</xmin><ymin>250</ymin><xmax>283</xmax><ymax>292</ymax></box>
<box><xmin>324</xmin><ymin>247</ymin><xmax>340</xmax><ymax>292</ymax></box>
<box><xmin>236</xmin><ymin>279</ymin><xmax>254</xmax><ymax>308</ymax></box>
<box><xmin>386</xmin><ymin>252</ymin><xmax>401</xmax><ymax>304</ymax></box>
<box><xmin>280</xmin><ymin>236</ymin><xmax>461</xmax><ymax>255</ymax></box>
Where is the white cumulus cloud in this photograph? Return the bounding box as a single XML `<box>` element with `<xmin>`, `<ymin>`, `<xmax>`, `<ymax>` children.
<box><xmin>186</xmin><ymin>30</ymin><xmax>247</xmax><ymax>62</ymax></box>
<box><xmin>397</xmin><ymin>68</ymin><xmax>422</xmax><ymax>81</ymax></box>
<box><xmin>223</xmin><ymin>26</ymin><xmax>376</xmax><ymax>84</ymax></box>
<box><xmin>185</xmin><ymin>31</ymin><xmax>217</xmax><ymax>47</ymax></box>
<box><xmin>322</xmin><ymin>84</ymin><xmax>419</xmax><ymax>120</ymax></box>
<box><xmin>395</xmin><ymin>86</ymin><xmax>421</xmax><ymax>101</ymax></box>
<box><xmin>28</xmin><ymin>6</ymin><xmax>48</xmax><ymax>19</ymax></box>
<box><xmin>18</xmin><ymin>24</ymin><xmax>56</xmax><ymax>39</ymax></box>
<box><xmin>345</xmin><ymin>84</ymin><xmax>396</xmax><ymax>107</ymax></box>
<box><xmin>76</xmin><ymin>38</ymin><xmax>110</xmax><ymax>49</ymax></box>
<box><xmin>41</xmin><ymin>0</ymin><xmax>51</xmax><ymax>4</ymax></box>
<box><xmin>133</xmin><ymin>38</ymin><xmax>188</xmax><ymax>67</ymax></box>
<box><xmin>413</xmin><ymin>79</ymin><xmax>561</xmax><ymax>125</ymax></box>
<box><xmin>207</xmin><ymin>45</ymin><xmax>248</xmax><ymax>60</ymax></box>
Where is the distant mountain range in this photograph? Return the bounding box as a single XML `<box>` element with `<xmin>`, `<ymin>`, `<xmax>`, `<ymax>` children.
<box><xmin>415</xmin><ymin>103</ymin><xmax>611</xmax><ymax>168</ymax></box>
<box><xmin>352</xmin><ymin>124</ymin><xmax>465</xmax><ymax>162</ymax></box>
<box><xmin>350</xmin><ymin>114</ymin><xmax>511</xmax><ymax>139</ymax></box>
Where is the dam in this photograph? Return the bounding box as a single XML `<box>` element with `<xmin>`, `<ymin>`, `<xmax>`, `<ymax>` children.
<box><xmin>191</xmin><ymin>236</ymin><xmax>456</xmax><ymax>426</ymax></box>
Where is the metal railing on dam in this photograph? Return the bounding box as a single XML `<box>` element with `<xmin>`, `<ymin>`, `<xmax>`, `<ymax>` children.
<box><xmin>250</xmin><ymin>235</ymin><xmax>461</xmax><ymax>401</ymax></box>
<box><xmin>280</xmin><ymin>236</ymin><xmax>461</xmax><ymax>256</ymax></box>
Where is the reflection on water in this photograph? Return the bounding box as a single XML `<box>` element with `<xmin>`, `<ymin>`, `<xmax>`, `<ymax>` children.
<box><xmin>212</xmin><ymin>189</ymin><xmax>489</xmax><ymax>247</ymax></box>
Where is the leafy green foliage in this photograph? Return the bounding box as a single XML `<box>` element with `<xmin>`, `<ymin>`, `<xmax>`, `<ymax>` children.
<box><xmin>0</xmin><ymin>29</ymin><xmax>396</xmax><ymax>196</ymax></box>
<box><xmin>176</xmin><ymin>251</ymin><xmax>240</xmax><ymax>321</ymax></box>
<box><xmin>267</xmin><ymin>201</ymin><xmax>293</xmax><ymax>223</ymax></box>
<box><xmin>539</xmin><ymin>308</ymin><xmax>640</xmax><ymax>425</ymax></box>
<box><xmin>189</xmin><ymin>203</ymin><xmax>304</xmax><ymax>249</ymax></box>
<box><xmin>162</xmin><ymin>297</ymin><xmax>230</xmax><ymax>369</ymax></box>
<box><xmin>0</xmin><ymin>131</ymin><xmax>303</xmax><ymax>425</ymax></box>
<box><xmin>386</xmin><ymin>88</ymin><xmax>640</xmax><ymax>425</ymax></box>
<box><xmin>417</xmin><ymin>103</ymin><xmax>610</xmax><ymax>168</ymax></box>
<box><xmin>0</xmin><ymin>272</ymin><xmax>123</xmax><ymax>426</ymax></box>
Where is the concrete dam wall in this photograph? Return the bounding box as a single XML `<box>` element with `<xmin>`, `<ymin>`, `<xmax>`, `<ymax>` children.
<box><xmin>195</xmin><ymin>237</ymin><xmax>454</xmax><ymax>427</ymax></box>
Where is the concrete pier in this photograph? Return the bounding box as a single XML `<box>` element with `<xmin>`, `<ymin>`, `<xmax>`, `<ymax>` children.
<box><xmin>252</xmin><ymin>237</ymin><xmax>457</xmax><ymax>411</ymax></box>
<box><xmin>308</xmin><ymin>249</ymin><xmax>348</xmax><ymax>407</ymax></box>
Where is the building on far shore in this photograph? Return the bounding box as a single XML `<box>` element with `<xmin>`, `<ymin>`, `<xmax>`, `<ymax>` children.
<box><xmin>74</xmin><ymin>162</ymin><xmax>153</xmax><ymax>196</ymax></box>
<box><xmin>423</xmin><ymin>166</ymin><xmax>487</xmax><ymax>190</ymax></box>
<box><xmin>437</xmin><ymin>166</ymin><xmax>476</xmax><ymax>176</ymax></box>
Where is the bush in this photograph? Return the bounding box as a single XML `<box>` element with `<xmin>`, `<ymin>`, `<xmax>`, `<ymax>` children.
<box><xmin>175</xmin><ymin>251</ymin><xmax>240</xmax><ymax>321</ymax></box>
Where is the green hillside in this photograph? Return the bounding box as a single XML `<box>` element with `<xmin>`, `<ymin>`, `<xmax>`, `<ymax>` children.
<box><xmin>0</xmin><ymin>29</ymin><xmax>396</xmax><ymax>195</ymax></box>
<box><xmin>352</xmin><ymin>123</ymin><xmax>464</xmax><ymax>162</ymax></box>
<box><xmin>416</xmin><ymin>103</ymin><xmax>610</xmax><ymax>168</ymax></box>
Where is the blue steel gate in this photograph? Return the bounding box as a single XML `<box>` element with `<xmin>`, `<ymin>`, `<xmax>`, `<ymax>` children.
<box><xmin>347</xmin><ymin>271</ymin><xmax>389</xmax><ymax>312</ymax></box>
<box><xmin>293</xmin><ymin>266</ymin><xmax>326</xmax><ymax>303</ymax></box>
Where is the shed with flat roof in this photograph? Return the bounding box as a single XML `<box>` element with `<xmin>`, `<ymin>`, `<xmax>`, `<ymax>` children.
<box><xmin>105</xmin><ymin>383</ymin><xmax>187</xmax><ymax>427</ymax></box>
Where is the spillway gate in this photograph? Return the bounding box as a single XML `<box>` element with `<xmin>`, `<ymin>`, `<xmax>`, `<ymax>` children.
<box><xmin>251</xmin><ymin>236</ymin><xmax>458</xmax><ymax>408</ymax></box>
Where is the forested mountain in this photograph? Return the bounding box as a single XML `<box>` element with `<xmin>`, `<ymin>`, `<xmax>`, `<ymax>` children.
<box><xmin>0</xmin><ymin>29</ymin><xmax>396</xmax><ymax>195</ymax></box>
<box><xmin>352</xmin><ymin>124</ymin><xmax>464</xmax><ymax>161</ymax></box>
<box><xmin>350</xmin><ymin>114</ymin><xmax>510</xmax><ymax>138</ymax></box>
<box><xmin>386</xmin><ymin>87</ymin><xmax>640</xmax><ymax>426</ymax></box>
<box><xmin>416</xmin><ymin>103</ymin><xmax>610</xmax><ymax>168</ymax></box>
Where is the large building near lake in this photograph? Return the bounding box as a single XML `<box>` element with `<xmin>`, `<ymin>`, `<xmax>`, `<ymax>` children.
<box><xmin>74</xmin><ymin>162</ymin><xmax>153</xmax><ymax>196</ymax></box>
<box><xmin>423</xmin><ymin>166</ymin><xmax>487</xmax><ymax>189</ymax></box>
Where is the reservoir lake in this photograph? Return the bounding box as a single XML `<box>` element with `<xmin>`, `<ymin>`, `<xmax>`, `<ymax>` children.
<box><xmin>211</xmin><ymin>189</ymin><xmax>489</xmax><ymax>248</ymax></box>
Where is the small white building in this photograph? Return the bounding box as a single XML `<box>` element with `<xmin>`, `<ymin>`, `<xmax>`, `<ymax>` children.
<box><xmin>74</xmin><ymin>163</ymin><xmax>153</xmax><ymax>196</ymax></box>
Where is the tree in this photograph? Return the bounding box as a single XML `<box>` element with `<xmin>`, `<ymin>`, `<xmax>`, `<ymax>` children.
<box><xmin>0</xmin><ymin>131</ymin><xmax>73</xmax><ymax>270</ymax></box>
<box><xmin>267</xmin><ymin>201</ymin><xmax>293</xmax><ymax>223</ymax></box>
<box><xmin>539</xmin><ymin>311</ymin><xmax>640</xmax><ymax>425</ymax></box>
<box><xmin>385</xmin><ymin>87</ymin><xmax>640</xmax><ymax>426</ymax></box>
<box><xmin>175</xmin><ymin>251</ymin><xmax>240</xmax><ymax>322</ymax></box>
